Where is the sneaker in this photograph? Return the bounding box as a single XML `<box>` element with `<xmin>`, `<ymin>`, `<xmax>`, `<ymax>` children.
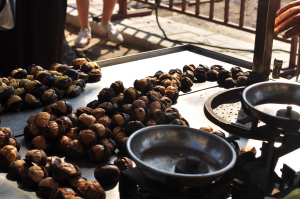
<box><xmin>74</xmin><ymin>27</ymin><xmax>91</xmax><ymax>48</ymax></box>
<box><xmin>99</xmin><ymin>22</ymin><xmax>124</xmax><ymax>44</ymax></box>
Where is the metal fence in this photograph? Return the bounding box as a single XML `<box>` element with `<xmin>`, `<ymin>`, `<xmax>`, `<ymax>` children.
<box><xmin>129</xmin><ymin>0</ymin><xmax>297</xmax><ymax>70</ymax></box>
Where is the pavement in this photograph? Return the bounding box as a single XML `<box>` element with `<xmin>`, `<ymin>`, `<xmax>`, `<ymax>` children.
<box><xmin>65</xmin><ymin>0</ymin><xmax>292</xmax><ymax>73</ymax></box>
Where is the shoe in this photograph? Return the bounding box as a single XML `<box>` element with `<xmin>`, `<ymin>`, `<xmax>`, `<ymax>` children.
<box><xmin>99</xmin><ymin>22</ymin><xmax>124</xmax><ymax>44</ymax></box>
<box><xmin>74</xmin><ymin>27</ymin><xmax>91</xmax><ymax>48</ymax></box>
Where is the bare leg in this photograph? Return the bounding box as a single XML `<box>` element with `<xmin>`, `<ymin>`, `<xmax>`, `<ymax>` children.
<box><xmin>101</xmin><ymin>0</ymin><xmax>117</xmax><ymax>23</ymax></box>
<box><xmin>76</xmin><ymin>0</ymin><xmax>90</xmax><ymax>28</ymax></box>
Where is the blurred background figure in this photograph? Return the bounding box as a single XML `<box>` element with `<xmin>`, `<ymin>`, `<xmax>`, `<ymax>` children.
<box><xmin>75</xmin><ymin>0</ymin><xmax>124</xmax><ymax>48</ymax></box>
<box><xmin>274</xmin><ymin>0</ymin><xmax>300</xmax><ymax>38</ymax></box>
<box><xmin>0</xmin><ymin>0</ymin><xmax>67</xmax><ymax>76</ymax></box>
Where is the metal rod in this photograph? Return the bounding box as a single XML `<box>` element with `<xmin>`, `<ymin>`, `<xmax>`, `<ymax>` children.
<box><xmin>209</xmin><ymin>0</ymin><xmax>214</xmax><ymax>19</ymax></box>
<box><xmin>239</xmin><ymin>0</ymin><xmax>246</xmax><ymax>28</ymax></box>
<box><xmin>224</xmin><ymin>0</ymin><xmax>229</xmax><ymax>24</ymax></box>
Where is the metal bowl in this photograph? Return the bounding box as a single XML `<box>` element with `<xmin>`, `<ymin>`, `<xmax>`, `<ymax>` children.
<box><xmin>242</xmin><ymin>81</ymin><xmax>300</xmax><ymax>129</ymax></box>
<box><xmin>127</xmin><ymin>125</ymin><xmax>236</xmax><ymax>187</ymax></box>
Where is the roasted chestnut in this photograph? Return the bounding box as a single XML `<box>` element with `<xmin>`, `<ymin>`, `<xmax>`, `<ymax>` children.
<box><xmin>24</xmin><ymin>123</ymin><xmax>42</xmax><ymax>141</ymax></box>
<box><xmin>110</xmin><ymin>80</ymin><xmax>125</xmax><ymax>95</ymax></box>
<box><xmin>11</xmin><ymin>68</ymin><xmax>28</xmax><ymax>79</ymax></box>
<box><xmin>65</xmin><ymin>127</ymin><xmax>80</xmax><ymax>140</ymax></box>
<box><xmin>112</xmin><ymin>126</ymin><xmax>126</xmax><ymax>142</ymax></box>
<box><xmin>35</xmin><ymin>70</ymin><xmax>51</xmax><ymax>83</ymax></box>
<box><xmin>50</xmin><ymin>187</ymin><xmax>77</xmax><ymax>199</ymax></box>
<box><xmin>97</xmin><ymin>138</ymin><xmax>116</xmax><ymax>153</ymax></box>
<box><xmin>124</xmin><ymin>87</ymin><xmax>140</xmax><ymax>104</ymax></box>
<box><xmin>131</xmin><ymin>108</ymin><xmax>151</xmax><ymax>123</ymax></box>
<box><xmin>31</xmin><ymin>135</ymin><xmax>52</xmax><ymax>153</ymax></box>
<box><xmin>98</xmin><ymin>87</ymin><xmax>115</xmax><ymax>102</ymax></box>
<box><xmin>88</xmin><ymin>144</ymin><xmax>111</xmax><ymax>162</ymax></box>
<box><xmin>43</xmin><ymin>74</ymin><xmax>58</xmax><ymax>87</ymax></box>
<box><xmin>91</xmin><ymin>108</ymin><xmax>106</xmax><ymax>120</ymax></box>
<box><xmin>211</xmin><ymin>130</ymin><xmax>226</xmax><ymax>138</ymax></box>
<box><xmin>0</xmin><ymin>131</ymin><xmax>9</xmax><ymax>147</ymax></box>
<box><xmin>81</xmin><ymin>61</ymin><xmax>95</xmax><ymax>72</ymax></box>
<box><xmin>6</xmin><ymin>95</ymin><xmax>24</xmax><ymax>112</ymax></box>
<box><xmin>52</xmin><ymin>162</ymin><xmax>81</xmax><ymax>182</ymax></box>
<box><xmin>25</xmin><ymin>149</ymin><xmax>48</xmax><ymax>166</ymax></box>
<box><xmin>76</xmin><ymin>106</ymin><xmax>92</xmax><ymax>117</ymax></box>
<box><xmin>0</xmin><ymin>145</ymin><xmax>20</xmax><ymax>170</ymax></box>
<box><xmin>114</xmin><ymin>157</ymin><xmax>134</xmax><ymax>171</ymax></box>
<box><xmin>230</xmin><ymin>66</ymin><xmax>244</xmax><ymax>79</ymax></box>
<box><xmin>206</xmin><ymin>70</ymin><xmax>219</xmax><ymax>81</ymax></box>
<box><xmin>180</xmin><ymin>76</ymin><xmax>193</xmax><ymax>91</ymax></box>
<box><xmin>78</xmin><ymin>129</ymin><xmax>97</xmax><ymax>147</ymax></box>
<box><xmin>72</xmin><ymin>58</ymin><xmax>87</xmax><ymax>69</ymax></box>
<box><xmin>236</xmin><ymin>76</ymin><xmax>248</xmax><ymax>87</ymax></box>
<box><xmin>55</xmin><ymin>76</ymin><xmax>72</xmax><ymax>90</ymax></box>
<box><xmin>94</xmin><ymin>164</ymin><xmax>120</xmax><ymax>185</ymax></box>
<box><xmin>42</xmin><ymin>89</ymin><xmax>58</xmax><ymax>105</ymax></box>
<box><xmin>13</xmin><ymin>87</ymin><xmax>26</xmax><ymax>99</ymax></box>
<box><xmin>125</xmin><ymin>121</ymin><xmax>145</xmax><ymax>136</ymax></box>
<box><xmin>88</xmin><ymin>69</ymin><xmax>102</xmax><ymax>82</ymax></box>
<box><xmin>8</xmin><ymin>159</ymin><xmax>31</xmax><ymax>179</ymax></box>
<box><xmin>66</xmin><ymin>85</ymin><xmax>81</xmax><ymax>97</ymax></box>
<box><xmin>73</xmin><ymin>79</ymin><xmax>86</xmax><ymax>90</ymax></box>
<box><xmin>21</xmin><ymin>165</ymin><xmax>48</xmax><ymax>188</ymax></box>
<box><xmin>165</xmin><ymin>85</ymin><xmax>179</xmax><ymax>102</ymax></box>
<box><xmin>200</xmin><ymin>126</ymin><xmax>213</xmax><ymax>132</ymax></box>
<box><xmin>134</xmin><ymin>78</ymin><xmax>153</xmax><ymax>93</ymax></box>
<box><xmin>76</xmin><ymin>180</ymin><xmax>106</xmax><ymax>199</ymax></box>
<box><xmin>69</xmin><ymin>176</ymin><xmax>87</xmax><ymax>189</ymax></box>
<box><xmin>112</xmin><ymin>113</ymin><xmax>129</xmax><ymax>127</ymax></box>
<box><xmin>42</xmin><ymin>120</ymin><xmax>64</xmax><ymax>139</ymax></box>
<box><xmin>24</xmin><ymin>80</ymin><xmax>45</xmax><ymax>97</ymax></box>
<box><xmin>51</xmin><ymin>87</ymin><xmax>66</xmax><ymax>99</ymax></box>
<box><xmin>97</xmin><ymin>115</ymin><xmax>112</xmax><ymax>129</ymax></box>
<box><xmin>53</xmin><ymin>101</ymin><xmax>73</xmax><ymax>116</ymax></box>
<box><xmin>183</xmin><ymin>64</ymin><xmax>196</xmax><ymax>72</ymax></box>
<box><xmin>77</xmin><ymin>113</ymin><xmax>96</xmax><ymax>130</ymax></box>
<box><xmin>24</xmin><ymin>93</ymin><xmax>41</xmax><ymax>108</ymax></box>
<box><xmin>241</xmin><ymin>145</ymin><xmax>257</xmax><ymax>156</ymax></box>
<box><xmin>38</xmin><ymin>177</ymin><xmax>60</xmax><ymax>198</ymax></box>
<box><xmin>35</xmin><ymin>112</ymin><xmax>51</xmax><ymax>127</ymax></box>
<box><xmin>224</xmin><ymin>77</ymin><xmax>236</xmax><ymax>88</ymax></box>
<box><xmin>90</xmin><ymin>123</ymin><xmax>112</xmax><ymax>138</ymax></box>
<box><xmin>56</xmin><ymin>116</ymin><xmax>72</xmax><ymax>133</ymax></box>
<box><xmin>66</xmin><ymin>139</ymin><xmax>86</xmax><ymax>159</ymax></box>
<box><xmin>63</xmin><ymin>69</ymin><xmax>79</xmax><ymax>80</ymax></box>
<box><xmin>194</xmin><ymin>66</ymin><xmax>207</xmax><ymax>82</ymax></box>
<box><xmin>0</xmin><ymin>84</ymin><xmax>14</xmax><ymax>102</ymax></box>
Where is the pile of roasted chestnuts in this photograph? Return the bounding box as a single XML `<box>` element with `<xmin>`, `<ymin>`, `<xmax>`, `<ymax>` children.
<box><xmin>7</xmin><ymin>148</ymin><xmax>106</xmax><ymax>199</ymax></box>
<box><xmin>0</xmin><ymin>58</ymin><xmax>102</xmax><ymax>114</ymax></box>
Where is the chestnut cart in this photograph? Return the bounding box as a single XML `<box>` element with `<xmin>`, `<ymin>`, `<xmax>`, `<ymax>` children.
<box><xmin>0</xmin><ymin>45</ymin><xmax>298</xmax><ymax>198</ymax></box>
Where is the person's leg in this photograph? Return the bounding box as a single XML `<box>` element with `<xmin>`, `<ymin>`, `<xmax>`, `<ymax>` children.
<box><xmin>99</xmin><ymin>0</ymin><xmax>123</xmax><ymax>44</ymax></box>
<box><xmin>77</xmin><ymin>0</ymin><xmax>90</xmax><ymax>28</ymax></box>
<box><xmin>74</xmin><ymin>0</ymin><xmax>91</xmax><ymax>48</ymax></box>
<box><xmin>101</xmin><ymin>0</ymin><xmax>117</xmax><ymax>23</ymax></box>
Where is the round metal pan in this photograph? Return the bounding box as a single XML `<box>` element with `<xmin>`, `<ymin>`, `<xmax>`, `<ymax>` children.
<box><xmin>127</xmin><ymin>125</ymin><xmax>236</xmax><ymax>187</ymax></box>
<box><xmin>242</xmin><ymin>81</ymin><xmax>300</xmax><ymax>129</ymax></box>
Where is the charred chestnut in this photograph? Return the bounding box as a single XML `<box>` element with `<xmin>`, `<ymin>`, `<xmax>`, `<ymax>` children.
<box><xmin>76</xmin><ymin>180</ymin><xmax>106</xmax><ymax>199</ymax></box>
<box><xmin>63</xmin><ymin>69</ymin><xmax>79</xmax><ymax>80</ymax></box>
<box><xmin>73</xmin><ymin>79</ymin><xmax>86</xmax><ymax>90</ymax></box>
<box><xmin>65</xmin><ymin>127</ymin><xmax>80</xmax><ymax>140</ymax></box>
<box><xmin>25</xmin><ymin>149</ymin><xmax>48</xmax><ymax>166</ymax></box>
<box><xmin>72</xmin><ymin>58</ymin><xmax>87</xmax><ymax>69</ymax></box>
<box><xmin>125</xmin><ymin>121</ymin><xmax>145</xmax><ymax>136</ymax></box>
<box><xmin>165</xmin><ymin>85</ymin><xmax>179</xmax><ymax>102</ymax></box>
<box><xmin>131</xmin><ymin>108</ymin><xmax>151</xmax><ymax>123</ymax></box>
<box><xmin>6</xmin><ymin>95</ymin><xmax>24</xmax><ymax>112</ymax></box>
<box><xmin>27</xmin><ymin>64</ymin><xmax>43</xmax><ymax>75</ymax></box>
<box><xmin>35</xmin><ymin>112</ymin><xmax>51</xmax><ymax>127</ymax></box>
<box><xmin>42</xmin><ymin>89</ymin><xmax>58</xmax><ymax>105</ymax></box>
<box><xmin>112</xmin><ymin>126</ymin><xmax>126</xmax><ymax>142</ymax></box>
<box><xmin>90</xmin><ymin>123</ymin><xmax>112</xmax><ymax>138</ymax></box>
<box><xmin>38</xmin><ymin>177</ymin><xmax>60</xmax><ymax>198</ymax></box>
<box><xmin>94</xmin><ymin>164</ymin><xmax>120</xmax><ymax>185</ymax></box>
<box><xmin>35</xmin><ymin>70</ymin><xmax>51</xmax><ymax>83</ymax></box>
<box><xmin>0</xmin><ymin>85</ymin><xmax>14</xmax><ymax>102</ymax></box>
<box><xmin>88</xmin><ymin>69</ymin><xmax>102</xmax><ymax>82</ymax></box>
<box><xmin>52</xmin><ymin>162</ymin><xmax>81</xmax><ymax>182</ymax></box>
<box><xmin>0</xmin><ymin>131</ymin><xmax>9</xmax><ymax>147</ymax></box>
<box><xmin>112</xmin><ymin>113</ymin><xmax>129</xmax><ymax>127</ymax></box>
<box><xmin>21</xmin><ymin>165</ymin><xmax>48</xmax><ymax>188</ymax></box>
<box><xmin>55</xmin><ymin>76</ymin><xmax>72</xmax><ymax>90</ymax></box>
<box><xmin>66</xmin><ymin>85</ymin><xmax>81</xmax><ymax>97</ymax></box>
<box><xmin>69</xmin><ymin>176</ymin><xmax>87</xmax><ymax>189</ymax></box>
<box><xmin>0</xmin><ymin>145</ymin><xmax>20</xmax><ymax>170</ymax></box>
<box><xmin>97</xmin><ymin>115</ymin><xmax>112</xmax><ymax>129</ymax></box>
<box><xmin>66</xmin><ymin>139</ymin><xmax>86</xmax><ymax>159</ymax></box>
<box><xmin>77</xmin><ymin>113</ymin><xmax>96</xmax><ymax>130</ymax></box>
<box><xmin>24</xmin><ymin>123</ymin><xmax>42</xmax><ymax>141</ymax></box>
<box><xmin>43</xmin><ymin>74</ymin><xmax>58</xmax><ymax>87</ymax></box>
<box><xmin>78</xmin><ymin>129</ymin><xmax>98</xmax><ymax>147</ymax></box>
<box><xmin>114</xmin><ymin>157</ymin><xmax>134</xmax><ymax>171</ymax></box>
<box><xmin>97</xmin><ymin>138</ymin><xmax>116</xmax><ymax>153</ymax></box>
<box><xmin>78</xmin><ymin>71</ymin><xmax>89</xmax><ymax>82</ymax></box>
<box><xmin>110</xmin><ymin>80</ymin><xmax>125</xmax><ymax>95</ymax></box>
<box><xmin>98</xmin><ymin>87</ymin><xmax>115</xmax><ymax>102</ymax></box>
<box><xmin>97</xmin><ymin>101</ymin><xmax>118</xmax><ymax>116</ymax></box>
<box><xmin>236</xmin><ymin>76</ymin><xmax>248</xmax><ymax>87</ymax></box>
<box><xmin>49</xmin><ymin>63</ymin><xmax>69</xmax><ymax>73</ymax></box>
<box><xmin>76</xmin><ymin>107</ymin><xmax>92</xmax><ymax>117</ymax></box>
<box><xmin>180</xmin><ymin>76</ymin><xmax>193</xmax><ymax>91</ymax></box>
<box><xmin>230</xmin><ymin>66</ymin><xmax>244</xmax><ymax>79</ymax></box>
<box><xmin>124</xmin><ymin>87</ymin><xmax>140</xmax><ymax>104</ymax></box>
<box><xmin>241</xmin><ymin>145</ymin><xmax>257</xmax><ymax>156</ymax></box>
<box><xmin>194</xmin><ymin>66</ymin><xmax>207</xmax><ymax>82</ymax></box>
<box><xmin>53</xmin><ymin>101</ymin><xmax>73</xmax><ymax>116</ymax></box>
<box><xmin>50</xmin><ymin>187</ymin><xmax>77</xmax><ymax>199</ymax></box>
<box><xmin>24</xmin><ymin>93</ymin><xmax>41</xmax><ymax>108</ymax></box>
<box><xmin>91</xmin><ymin>108</ymin><xmax>106</xmax><ymax>120</ymax></box>
<box><xmin>13</xmin><ymin>87</ymin><xmax>26</xmax><ymax>99</ymax></box>
<box><xmin>134</xmin><ymin>78</ymin><xmax>153</xmax><ymax>93</ymax></box>
<box><xmin>211</xmin><ymin>130</ymin><xmax>226</xmax><ymax>138</ymax></box>
<box><xmin>11</xmin><ymin>68</ymin><xmax>28</xmax><ymax>79</ymax></box>
<box><xmin>206</xmin><ymin>70</ymin><xmax>219</xmax><ymax>81</ymax></box>
<box><xmin>24</xmin><ymin>80</ymin><xmax>45</xmax><ymax>97</ymax></box>
<box><xmin>224</xmin><ymin>77</ymin><xmax>236</xmax><ymax>88</ymax></box>
<box><xmin>31</xmin><ymin>135</ymin><xmax>52</xmax><ymax>153</ymax></box>
<box><xmin>9</xmin><ymin>159</ymin><xmax>31</xmax><ymax>179</ymax></box>
<box><xmin>200</xmin><ymin>126</ymin><xmax>213</xmax><ymax>132</ymax></box>
<box><xmin>42</xmin><ymin>120</ymin><xmax>64</xmax><ymax>139</ymax></box>
<box><xmin>88</xmin><ymin>144</ymin><xmax>111</xmax><ymax>162</ymax></box>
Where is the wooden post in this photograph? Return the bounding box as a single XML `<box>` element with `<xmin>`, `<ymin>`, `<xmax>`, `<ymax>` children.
<box><xmin>252</xmin><ymin>0</ymin><xmax>277</xmax><ymax>75</ymax></box>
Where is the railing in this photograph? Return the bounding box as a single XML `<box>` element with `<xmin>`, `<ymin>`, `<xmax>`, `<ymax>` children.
<box><xmin>130</xmin><ymin>0</ymin><xmax>298</xmax><ymax>70</ymax></box>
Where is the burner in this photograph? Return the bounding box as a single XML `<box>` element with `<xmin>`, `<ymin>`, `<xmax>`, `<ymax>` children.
<box><xmin>175</xmin><ymin>156</ymin><xmax>209</xmax><ymax>174</ymax></box>
<box><xmin>276</xmin><ymin>106</ymin><xmax>300</xmax><ymax>120</ymax></box>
